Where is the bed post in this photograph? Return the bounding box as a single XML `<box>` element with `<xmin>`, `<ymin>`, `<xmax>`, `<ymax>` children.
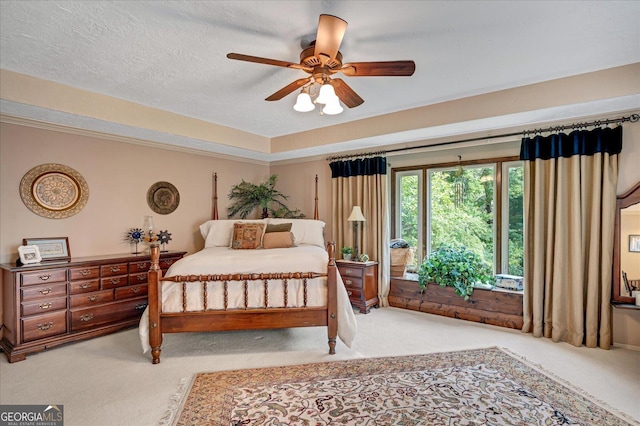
<box><xmin>314</xmin><ymin>174</ymin><xmax>319</xmax><ymax>220</ymax></box>
<box><xmin>212</xmin><ymin>172</ymin><xmax>219</xmax><ymax>220</ymax></box>
<box><xmin>326</xmin><ymin>241</ymin><xmax>337</xmax><ymax>355</ymax></box>
<box><xmin>148</xmin><ymin>243</ymin><xmax>163</xmax><ymax>364</ymax></box>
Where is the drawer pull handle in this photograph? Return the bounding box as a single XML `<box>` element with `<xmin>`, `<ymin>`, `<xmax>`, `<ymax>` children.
<box><xmin>80</xmin><ymin>313</ymin><xmax>94</xmax><ymax>322</ymax></box>
<box><xmin>79</xmin><ymin>269</ymin><xmax>91</xmax><ymax>276</ymax></box>
<box><xmin>87</xmin><ymin>295</ymin><xmax>99</xmax><ymax>302</ymax></box>
<box><xmin>345</xmin><ymin>279</ymin><xmax>353</xmax><ymax>285</ymax></box>
<box><xmin>37</xmin><ymin>321</ymin><xmax>54</xmax><ymax>331</ymax></box>
<box><xmin>347</xmin><ymin>291</ymin><xmax>353</xmax><ymax>296</ymax></box>
<box><xmin>137</xmin><ymin>275</ymin><xmax>145</xmax><ymax>281</ymax></box>
<box><xmin>38</xmin><ymin>302</ymin><xmax>52</xmax><ymax>310</ymax></box>
<box><xmin>110</xmin><ymin>278</ymin><xmax>121</xmax><ymax>285</ymax></box>
<box><xmin>38</xmin><ymin>288</ymin><xmax>52</xmax><ymax>295</ymax></box>
<box><xmin>130</xmin><ymin>287</ymin><xmax>141</xmax><ymax>294</ymax></box>
<box><xmin>109</xmin><ymin>266</ymin><xmax>121</xmax><ymax>273</ymax></box>
<box><xmin>80</xmin><ymin>282</ymin><xmax>91</xmax><ymax>289</ymax></box>
<box><xmin>345</xmin><ymin>269</ymin><xmax>354</xmax><ymax>275</ymax></box>
<box><xmin>38</xmin><ymin>274</ymin><xmax>51</xmax><ymax>281</ymax></box>
<box><xmin>135</xmin><ymin>303</ymin><xmax>148</xmax><ymax>310</ymax></box>
<box><xmin>136</xmin><ymin>262</ymin><xmax>147</xmax><ymax>269</ymax></box>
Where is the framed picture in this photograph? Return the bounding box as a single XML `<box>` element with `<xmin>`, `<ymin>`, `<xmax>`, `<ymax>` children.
<box><xmin>22</xmin><ymin>237</ymin><xmax>71</xmax><ymax>262</ymax></box>
<box><xmin>630</xmin><ymin>235</ymin><xmax>640</xmax><ymax>253</ymax></box>
<box><xmin>18</xmin><ymin>245</ymin><xmax>42</xmax><ymax>265</ymax></box>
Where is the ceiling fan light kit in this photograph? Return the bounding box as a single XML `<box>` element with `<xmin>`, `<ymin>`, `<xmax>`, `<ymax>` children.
<box><xmin>227</xmin><ymin>14</ymin><xmax>415</xmax><ymax>115</ymax></box>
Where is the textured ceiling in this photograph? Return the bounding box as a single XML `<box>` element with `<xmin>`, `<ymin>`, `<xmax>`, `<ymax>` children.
<box><xmin>1</xmin><ymin>1</ymin><xmax>639</xmax><ymax>160</ymax></box>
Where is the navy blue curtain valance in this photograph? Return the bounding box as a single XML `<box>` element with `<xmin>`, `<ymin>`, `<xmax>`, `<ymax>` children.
<box><xmin>519</xmin><ymin>126</ymin><xmax>622</xmax><ymax>161</ymax></box>
<box><xmin>330</xmin><ymin>156</ymin><xmax>387</xmax><ymax>178</ymax></box>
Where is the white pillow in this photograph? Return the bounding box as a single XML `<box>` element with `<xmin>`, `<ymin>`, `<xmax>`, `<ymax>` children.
<box><xmin>200</xmin><ymin>219</ymin><xmax>265</xmax><ymax>247</ymax></box>
<box><xmin>267</xmin><ymin>219</ymin><xmax>325</xmax><ymax>248</ymax></box>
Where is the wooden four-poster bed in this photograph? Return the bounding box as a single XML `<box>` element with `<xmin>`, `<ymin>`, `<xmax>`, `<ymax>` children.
<box><xmin>140</xmin><ymin>174</ymin><xmax>355</xmax><ymax>364</ymax></box>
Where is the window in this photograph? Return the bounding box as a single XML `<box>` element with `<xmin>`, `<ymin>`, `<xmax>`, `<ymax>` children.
<box><xmin>393</xmin><ymin>157</ymin><xmax>523</xmax><ymax>277</ymax></box>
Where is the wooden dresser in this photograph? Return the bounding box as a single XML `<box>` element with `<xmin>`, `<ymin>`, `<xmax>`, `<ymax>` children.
<box><xmin>336</xmin><ymin>260</ymin><xmax>379</xmax><ymax>314</ymax></box>
<box><xmin>0</xmin><ymin>251</ymin><xmax>185</xmax><ymax>362</ymax></box>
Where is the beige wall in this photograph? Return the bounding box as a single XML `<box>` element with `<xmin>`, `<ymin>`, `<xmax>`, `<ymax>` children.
<box><xmin>0</xmin><ymin>123</ymin><xmax>270</xmax><ymax>262</ymax></box>
<box><xmin>2</xmin><ymin>114</ymin><xmax>639</xmax><ymax>348</ymax></box>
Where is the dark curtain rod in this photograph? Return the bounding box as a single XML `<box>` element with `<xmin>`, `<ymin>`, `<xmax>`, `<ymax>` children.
<box><xmin>326</xmin><ymin>113</ymin><xmax>639</xmax><ymax>161</ymax></box>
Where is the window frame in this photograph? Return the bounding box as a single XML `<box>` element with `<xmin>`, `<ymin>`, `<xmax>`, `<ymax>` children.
<box><xmin>391</xmin><ymin>155</ymin><xmax>520</xmax><ymax>275</ymax></box>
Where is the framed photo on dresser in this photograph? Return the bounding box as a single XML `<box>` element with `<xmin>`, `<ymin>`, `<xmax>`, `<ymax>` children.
<box><xmin>23</xmin><ymin>237</ymin><xmax>70</xmax><ymax>262</ymax></box>
<box><xmin>18</xmin><ymin>245</ymin><xmax>42</xmax><ymax>265</ymax></box>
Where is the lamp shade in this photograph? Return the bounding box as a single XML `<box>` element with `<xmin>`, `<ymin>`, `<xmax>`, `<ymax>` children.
<box><xmin>143</xmin><ymin>215</ymin><xmax>155</xmax><ymax>234</ymax></box>
<box><xmin>293</xmin><ymin>92</ymin><xmax>315</xmax><ymax>112</ymax></box>
<box><xmin>322</xmin><ymin>98</ymin><xmax>343</xmax><ymax>115</ymax></box>
<box><xmin>315</xmin><ymin>83</ymin><xmax>337</xmax><ymax>104</ymax></box>
<box><xmin>347</xmin><ymin>206</ymin><xmax>366</xmax><ymax>222</ymax></box>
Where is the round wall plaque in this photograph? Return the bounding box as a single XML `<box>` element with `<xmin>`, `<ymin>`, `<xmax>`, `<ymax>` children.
<box><xmin>20</xmin><ymin>163</ymin><xmax>89</xmax><ymax>219</ymax></box>
<box><xmin>147</xmin><ymin>181</ymin><xmax>180</xmax><ymax>215</ymax></box>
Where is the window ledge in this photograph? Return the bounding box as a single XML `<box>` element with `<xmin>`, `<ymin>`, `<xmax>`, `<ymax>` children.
<box><xmin>398</xmin><ymin>272</ymin><xmax>524</xmax><ymax>295</ymax></box>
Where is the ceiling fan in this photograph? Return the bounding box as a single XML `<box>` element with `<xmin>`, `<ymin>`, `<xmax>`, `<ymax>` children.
<box><xmin>226</xmin><ymin>14</ymin><xmax>416</xmax><ymax>112</ymax></box>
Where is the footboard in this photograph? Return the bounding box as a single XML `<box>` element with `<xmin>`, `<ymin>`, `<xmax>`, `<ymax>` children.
<box><xmin>147</xmin><ymin>242</ymin><xmax>338</xmax><ymax>364</ymax></box>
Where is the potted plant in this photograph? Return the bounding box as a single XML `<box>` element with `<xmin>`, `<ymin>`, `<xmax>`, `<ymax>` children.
<box><xmin>227</xmin><ymin>175</ymin><xmax>304</xmax><ymax>219</ymax></box>
<box><xmin>341</xmin><ymin>246</ymin><xmax>353</xmax><ymax>260</ymax></box>
<box><xmin>417</xmin><ymin>245</ymin><xmax>491</xmax><ymax>300</ymax></box>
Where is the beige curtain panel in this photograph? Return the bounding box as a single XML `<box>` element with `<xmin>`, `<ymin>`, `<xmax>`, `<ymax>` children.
<box><xmin>520</xmin><ymin>126</ymin><xmax>622</xmax><ymax>349</ymax></box>
<box><xmin>330</xmin><ymin>157</ymin><xmax>390</xmax><ymax>306</ymax></box>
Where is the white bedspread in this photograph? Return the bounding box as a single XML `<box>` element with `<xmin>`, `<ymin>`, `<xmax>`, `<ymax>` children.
<box><xmin>139</xmin><ymin>245</ymin><xmax>357</xmax><ymax>352</ymax></box>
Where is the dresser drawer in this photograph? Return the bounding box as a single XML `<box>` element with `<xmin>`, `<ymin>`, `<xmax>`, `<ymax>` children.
<box><xmin>129</xmin><ymin>260</ymin><xmax>151</xmax><ymax>273</ymax></box>
<box><xmin>22</xmin><ymin>297</ymin><xmax>67</xmax><ymax>316</ymax></box>
<box><xmin>69</xmin><ymin>278</ymin><xmax>100</xmax><ymax>294</ymax></box>
<box><xmin>160</xmin><ymin>257</ymin><xmax>179</xmax><ymax>270</ymax></box>
<box><xmin>22</xmin><ymin>311</ymin><xmax>67</xmax><ymax>342</ymax></box>
<box><xmin>337</xmin><ymin>266</ymin><xmax>362</xmax><ymax>278</ymax></box>
<box><xmin>101</xmin><ymin>275</ymin><xmax>128</xmax><ymax>289</ymax></box>
<box><xmin>21</xmin><ymin>282</ymin><xmax>67</xmax><ymax>302</ymax></box>
<box><xmin>69</xmin><ymin>266</ymin><xmax>100</xmax><ymax>280</ymax></box>
<box><xmin>115</xmin><ymin>284</ymin><xmax>147</xmax><ymax>300</ymax></box>
<box><xmin>70</xmin><ymin>290</ymin><xmax>114</xmax><ymax>308</ymax></box>
<box><xmin>21</xmin><ymin>269</ymin><xmax>67</xmax><ymax>286</ymax></box>
<box><xmin>101</xmin><ymin>263</ymin><xmax>128</xmax><ymax>277</ymax></box>
<box><xmin>129</xmin><ymin>272</ymin><xmax>148</xmax><ymax>285</ymax></box>
<box><xmin>71</xmin><ymin>297</ymin><xmax>148</xmax><ymax>332</ymax></box>
<box><xmin>342</xmin><ymin>276</ymin><xmax>363</xmax><ymax>289</ymax></box>
<box><xmin>345</xmin><ymin>286</ymin><xmax>363</xmax><ymax>301</ymax></box>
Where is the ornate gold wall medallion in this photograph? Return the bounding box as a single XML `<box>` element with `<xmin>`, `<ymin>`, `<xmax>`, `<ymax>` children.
<box><xmin>20</xmin><ymin>163</ymin><xmax>89</xmax><ymax>219</ymax></box>
<box><xmin>147</xmin><ymin>181</ymin><xmax>180</xmax><ymax>214</ymax></box>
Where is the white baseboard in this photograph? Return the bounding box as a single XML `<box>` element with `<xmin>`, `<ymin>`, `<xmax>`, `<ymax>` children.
<box><xmin>613</xmin><ymin>342</ymin><xmax>640</xmax><ymax>351</ymax></box>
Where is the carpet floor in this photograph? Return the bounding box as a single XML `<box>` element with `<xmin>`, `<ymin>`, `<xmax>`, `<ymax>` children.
<box><xmin>166</xmin><ymin>347</ymin><xmax>636</xmax><ymax>426</ymax></box>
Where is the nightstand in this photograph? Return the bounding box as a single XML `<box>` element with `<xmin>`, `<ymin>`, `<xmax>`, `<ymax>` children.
<box><xmin>336</xmin><ymin>260</ymin><xmax>379</xmax><ymax>314</ymax></box>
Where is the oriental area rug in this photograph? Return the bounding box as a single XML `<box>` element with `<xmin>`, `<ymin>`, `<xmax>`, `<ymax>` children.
<box><xmin>162</xmin><ymin>347</ymin><xmax>636</xmax><ymax>426</ymax></box>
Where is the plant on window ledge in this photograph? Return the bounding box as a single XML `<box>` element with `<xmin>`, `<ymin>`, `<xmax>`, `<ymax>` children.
<box><xmin>417</xmin><ymin>245</ymin><xmax>492</xmax><ymax>300</ymax></box>
<box><xmin>227</xmin><ymin>175</ymin><xmax>304</xmax><ymax>219</ymax></box>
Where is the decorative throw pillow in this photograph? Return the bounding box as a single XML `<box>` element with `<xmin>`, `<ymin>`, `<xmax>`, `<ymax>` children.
<box><xmin>230</xmin><ymin>222</ymin><xmax>265</xmax><ymax>249</ymax></box>
<box><xmin>265</xmin><ymin>222</ymin><xmax>292</xmax><ymax>233</ymax></box>
<box><xmin>262</xmin><ymin>231</ymin><xmax>295</xmax><ymax>249</ymax></box>
<box><xmin>268</xmin><ymin>219</ymin><xmax>325</xmax><ymax>248</ymax></box>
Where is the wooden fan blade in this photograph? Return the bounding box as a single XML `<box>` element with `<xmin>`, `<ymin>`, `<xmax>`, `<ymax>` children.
<box><xmin>227</xmin><ymin>53</ymin><xmax>311</xmax><ymax>72</ymax></box>
<box><xmin>341</xmin><ymin>61</ymin><xmax>416</xmax><ymax>76</ymax></box>
<box><xmin>314</xmin><ymin>15</ymin><xmax>348</xmax><ymax>64</ymax></box>
<box><xmin>265</xmin><ymin>78</ymin><xmax>312</xmax><ymax>101</ymax></box>
<box><xmin>330</xmin><ymin>78</ymin><xmax>364</xmax><ymax>108</ymax></box>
